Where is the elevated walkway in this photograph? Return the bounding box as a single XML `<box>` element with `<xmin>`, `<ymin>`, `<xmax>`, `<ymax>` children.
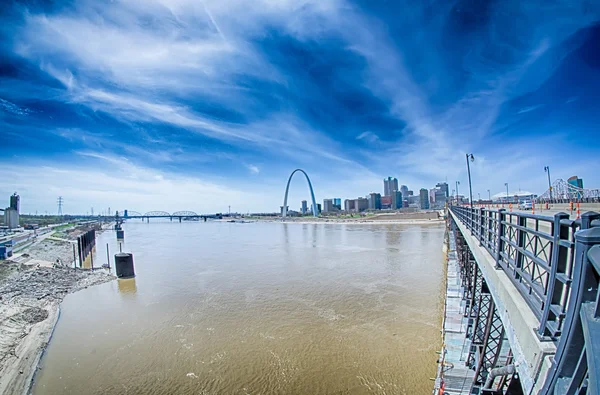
<box><xmin>441</xmin><ymin>206</ymin><xmax>600</xmax><ymax>394</ymax></box>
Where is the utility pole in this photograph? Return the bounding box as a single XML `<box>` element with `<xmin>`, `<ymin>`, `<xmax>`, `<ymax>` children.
<box><xmin>544</xmin><ymin>166</ymin><xmax>552</xmax><ymax>201</ymax></box>
<box><xmin>456</xmin><ymin>181</ymin><xmax>460</xmax><ymax>204</ymax></box>
<box><xmin>57</xmin><ymin>196</ymin><xmax>63</xmax><ymax>216</ymax></box>
<box><xmin>466</xmin><ymin>153</ymin><xmax>475</xmax><ymax>209</ymax></box>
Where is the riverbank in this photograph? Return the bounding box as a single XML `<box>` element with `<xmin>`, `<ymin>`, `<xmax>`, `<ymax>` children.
<box><xmin>246</xmin><ymin>210</ymin><xmax>445</xmax><ymax>225</ymax></box>
<box><xmin>0</xmin><ymin>236</ymin><xmax>114</xmax><ymax>395</ymax></box>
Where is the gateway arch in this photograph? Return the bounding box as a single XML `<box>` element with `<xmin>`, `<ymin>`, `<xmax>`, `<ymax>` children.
<box><xmin>282</xmin><ymin>169</ymin><xmax>318</xmax><ymax>217</ymax></box>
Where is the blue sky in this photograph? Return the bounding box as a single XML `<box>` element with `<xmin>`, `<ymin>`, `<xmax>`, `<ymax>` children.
<box><xmin>1</xmin><ymin>0</ymin><xmax>599</xmax><ymax>214</ymax></box>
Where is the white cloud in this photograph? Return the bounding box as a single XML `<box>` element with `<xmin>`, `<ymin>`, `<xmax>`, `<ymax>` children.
<box><xmin>356</xmin><ymin>131</ymin><xmax>379</xmax><ymax>144</ymax></box>
<box><xmin>246</xmin><ymin>164</ymin><xmax>260</xmax><ymax>174</ymax></box>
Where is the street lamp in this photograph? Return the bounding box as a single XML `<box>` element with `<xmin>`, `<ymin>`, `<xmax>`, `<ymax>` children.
<box><xmin>487</xmin><ymin>189</ymin><xmax>491</xmax><ymax>201</ymax></box>
<box><xmin>544</xmin><ymin>166</ymin><xmax>552</xmax><ymax>201</ymax></box>
<box><xmin>466</xmin><ymin>153</ymin><xmax>475</xmax><ymax>209</ymax></box>
<box><xmin>505</xmin><ymin>182</ymin><xmax>509</xmax><ymax>202</ymax></box>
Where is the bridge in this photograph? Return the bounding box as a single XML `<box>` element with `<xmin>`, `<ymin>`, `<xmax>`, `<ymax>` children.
<box><xmin>122</xmin><ymin>210</ymin><xmax>222</xmax><ymax>222</ymax></box>
<box><xmin>537</xmin><ymin>179</ymin><xmax>600</xmax><ymax>202</ymax></box>
<box><xmin>438</xmin><ymin>205</ymin><xmax>600</xmax><ymax>394</ymax></box>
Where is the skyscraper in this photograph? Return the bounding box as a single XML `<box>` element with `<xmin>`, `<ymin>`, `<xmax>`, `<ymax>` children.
<box><xmin>391</xmin><ymin>191</ymin><xmax>403</xmax><ymax>209</ymax></box>
<box><xmin>301</xmin><ymin>200</ymin><xmax>307</xmax><ymax>214</ymax></box>
<box><xmin>333</xmin><ymin>198</ymin><xmax>342</xmax><ymax>210</ymax></box>
<box><xmin>383</xmin><ymin>177</ymin><xmax>398</xmax><ymax>196</ymax></box>
<box><xmin>368</xmin><ymin>193</ymin><xmax>382</xmax><ymax>210</ymax></box>
<box><xmin>436</xmin><ymin>182</ymin><xmax>449</xmax><ymax>198</ymax></box>
<box><xmin>419</xmin><ymin>188</ymin><xmax>429</xmax><ymax>209</ymax></box>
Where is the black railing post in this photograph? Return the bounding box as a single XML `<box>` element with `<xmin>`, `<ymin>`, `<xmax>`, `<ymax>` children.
<box><xmin>487</xmin><ymin>210</ymin><xmax>493</xmax><ymax>250</ymax></box>
<box><xmin>515</xmin><ymin>214</ymin><xmax>527</xmax><ymax>281</ymax></box>
<box><xmin>581</xmin><ymin>211</ymin><xmax>600</xmax><ymax>230</ymax></box>
<box><xmin>495</xmin><ymin>209</ymin><xmax>506</xmax><ymax>269</ymax></box>
<box><xmin>540</xmin><ymin>226</ymin><xmax>600</xmax><ymax>392</ymax></box>
<box><xmin>538</xmin><ymin>212</ymin><xmax>570</xmax><ymax>338</ymax></box>
<box><xmin>478</xmin><ymin>207</ymin><xmax>484</xmax><ymax>244</ymax></box>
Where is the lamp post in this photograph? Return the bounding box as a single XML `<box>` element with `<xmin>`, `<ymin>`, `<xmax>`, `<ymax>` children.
<box><xmin>544</xmin><ymin>166</ymin><xmax>552</xmax><ymax>202</ymax></box>
<box><xmin>505</xmin><ymin>183</ymin><xmax>509</xmax><ymax>203</ymax></box>
<box><xmin>466</xmin><ymin>153</ymin><xmax>475</xmax><ymax>209</ymax></box>
<box><xmin>456</xmin><ymin>181</ymin><xmax>460</xmax><ymax>205</ymax></box>
<box><xmin>487</xmin><ymin>189</ymin><xmax>491</xmax><ymax>201</ymax></box>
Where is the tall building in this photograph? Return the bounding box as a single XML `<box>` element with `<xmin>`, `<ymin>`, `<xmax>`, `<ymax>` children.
<box><xmin>301</xmin><ymin>200</ymin><xmax>307</xmax><ymax>215</ymax></box>
<box><xmin>436</xmin><ymin>182</ymin><xmax>449</xmax><ymax>198</ymax></box>
<box><xmin>344</xmin><ymin>199</ymin><xmax>356</xmax><ymax>212</ymax></box>
<box><xmin>391</xmin><ymin>191</ymin><xmax>403</xmax><ymax>210</ymax></box>
<box><xmin>310</xmin><ymin>204</ymin><xmax>322</xmax><ymax>214</ymax></box>
<box><xmin>419</xmin><ymin>188</ymin><xmax>430</xmax><ymax>209</ymax></box>
<box><xmin>434</xmin><ymin>188</ymin><xmax>447</xmax><ymax>208</ymax></box>
<box><xmin>333</xmin><ymin>198</ymin><xmax>342</xmax><ymax>210</ymax></box>
<box><xmin>400</xmin><ymin>185</ymin><xmax>409</xmax><ymax>200</ymax></box>
<box><xmin>355</xmin><ymin>198</ymin><xmax>369</xmax><ymax>212</ymax></box>
<box><xmin>368</xmin><ymin>193</ymin><xmax>382</xmax><ymax>210</ymax></box>
<box><xmin>323</xmin><ymin>199</ymin><xmax>334</xmax><ymax>213</ymax></box>
<box><xmin>10</xmin><ymin>193</ymin><xmax>20</xmax><ymax>212</ymax></box>
<box><xmin>383</xmin><ymin>177</ymin><xmax>399</xmax><ymax>196</ymax></box>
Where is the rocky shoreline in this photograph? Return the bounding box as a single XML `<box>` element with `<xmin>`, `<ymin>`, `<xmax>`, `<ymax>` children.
<box><xmin>0</xmin><ymin>249</ymin><xmax>114</xmax><ymax>395</ymax></box>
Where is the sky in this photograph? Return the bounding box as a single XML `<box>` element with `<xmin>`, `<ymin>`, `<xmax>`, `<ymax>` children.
<box><xmin>1</xmin><ymin>0</ymin><xmax>599</xmax><ymax>215</ymax></box>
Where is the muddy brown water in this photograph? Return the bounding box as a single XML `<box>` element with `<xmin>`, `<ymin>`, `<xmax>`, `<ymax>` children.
<box><xmin>32</xmin><ymin>221</ymin><xmax>445</xmax><ymax>394</ymax></box>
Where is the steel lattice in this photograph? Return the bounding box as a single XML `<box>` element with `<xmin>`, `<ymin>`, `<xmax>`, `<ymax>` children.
<box><xmin>473</xmin><ymin>298</ymin><xmax>505</xmax><ymax>386</ymax></box>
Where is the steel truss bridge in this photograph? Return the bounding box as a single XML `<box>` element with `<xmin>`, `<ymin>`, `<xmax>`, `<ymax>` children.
<box><xmin>443</xmin><ymin>205</ymin><xmax>600</xmax><ymax>394</ymax></box>
<box><xmin>123</xmin><ymin>210</ymin><xmax>222</xmax><ymax>221</ymax></box>
<box><xmin>537</xmin><ymin>178</ymin><xmax>600</xmax><ymax>202</ymax></box>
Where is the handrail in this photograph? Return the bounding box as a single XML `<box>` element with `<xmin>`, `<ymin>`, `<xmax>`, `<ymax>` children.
<box><xmin>540</xmin><ymin>228</ymin><xmax>600</xmax><ymax>393</ymax></box>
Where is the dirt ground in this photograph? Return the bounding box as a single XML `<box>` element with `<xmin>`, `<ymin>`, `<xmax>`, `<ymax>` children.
<box><xmin>0</xmin><ymin>262</ymin><xmax>114</xmax><ymax>395</ymax></box>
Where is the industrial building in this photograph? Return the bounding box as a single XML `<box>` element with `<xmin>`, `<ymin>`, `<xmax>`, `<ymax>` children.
<box><xmin>3</xmin><ymin>192</ymin><xmax>20</xmax><ymax>229</ymax></box>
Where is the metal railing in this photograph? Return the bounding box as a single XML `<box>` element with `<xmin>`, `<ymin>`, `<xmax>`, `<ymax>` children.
<box><xmin>541</xmin><ymin>227</ymin><xmax>600</xmax><ymax>393</ymax></box>
<box><xmin>450</xmin><ymin>206</ymin><xmax>600</xmax><ymax>340</ymax></box>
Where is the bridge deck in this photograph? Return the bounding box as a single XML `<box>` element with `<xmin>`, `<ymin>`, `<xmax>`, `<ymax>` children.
<box><xmin>449</xmin><ymin>209</ymin><xmax>556</xmax><ymax>394</ymax></box>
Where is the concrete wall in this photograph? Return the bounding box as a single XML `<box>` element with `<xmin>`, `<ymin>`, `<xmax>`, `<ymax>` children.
<box><xmin>450</xmin><ymin>210</ymin><xmax>556</xmax><ymax>394</ymax></box>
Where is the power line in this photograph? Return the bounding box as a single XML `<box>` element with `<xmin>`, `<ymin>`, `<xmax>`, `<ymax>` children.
<box><xmin>57</xmin><ymin>196</ymin><xmax>64</xmax><ymax>216</ymax></box>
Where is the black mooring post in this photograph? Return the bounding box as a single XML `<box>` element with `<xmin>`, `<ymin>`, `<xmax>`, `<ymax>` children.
<box><xmin>106</xmin><ymin>243</ymin><xmax>110</xmax><ymax>271</ymax></box>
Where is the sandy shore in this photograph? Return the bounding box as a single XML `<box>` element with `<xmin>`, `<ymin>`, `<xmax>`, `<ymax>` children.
<box><xmin>0</xmin><ymin>231</ymin><xmax>114</xmax><ymax>395</ymax></box>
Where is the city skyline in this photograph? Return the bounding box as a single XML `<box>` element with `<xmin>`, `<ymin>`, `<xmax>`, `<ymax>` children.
<box><xmin>1</xmin><ymin>1</ymin><xmax>599</xmax><ymax>213</ymax></box>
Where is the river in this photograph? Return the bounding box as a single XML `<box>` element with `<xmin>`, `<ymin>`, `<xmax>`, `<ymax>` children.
<box><xmin>32</xmin><ymin>220</ymin><xmax>445</xmax><ymax>394</ymax></box>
